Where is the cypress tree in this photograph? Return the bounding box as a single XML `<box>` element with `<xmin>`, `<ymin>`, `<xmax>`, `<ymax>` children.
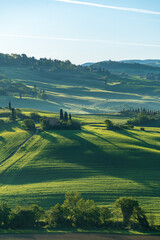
<box><xmin>60</xmin><ymin>109</ymin><xmax>63</xmax><ymax>120</ymax></box>
<box><xmin>69</xmin><ymin>113</ymin><xmax>71</xmax><ymax>120</ymax></box>
<box><xmin>64</xmin><ymin>112</ymin><xmax>68</xmax><ymax>121</ymax></box>
<box><xmin>9</xmin><ymin>101</ymin><xmax>11</xmax><ymax>110</ymax></box>
<box><xmin>11</xmin><ymin>108</ymin><xmax>16</xmax><ymax>121</ymax></box>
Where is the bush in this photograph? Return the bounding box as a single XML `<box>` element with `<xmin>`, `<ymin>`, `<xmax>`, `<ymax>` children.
<box><xmin>10</xmin><ymin>206</ymin><xmax>37</xmax><ymax>229</ymax></box>
<box><xmin>140</xmin><ymin>127</ymin><xmax>145</xmax><ymax>131</ymax></box>
<box><xmin>0</xmin><ymin>203</ymin><xmax>11</xmax><ymax>229</ymax></box>
<box><xmin>21</xmin><ymin>119</ymin><xmax>35</xmax><ymax>131</ymax></box>
<box><xmin>127</xmin><ymin>113</ymin><xmax>155</xmax><ymax>126</ymax></box>
<box><xmin>30</xmin><ymin>113</ymin><xmax>41</xmax><ymax>122</ymax></box>
<box><xmin>104</xmin><ymin>119</ymin><xmax>113</xmax><ymax>130</ymax></box>
<box><xmin>0</xmin><ymin>119</ymin><xmax>4</xmax><ymax>124</ymax></box>
<box><xmin>104</xmin><ymin>119</ymin><xmax>134</xmax><ymax>131</ymax></box>
<box><xmin>40</xmin><ymin>118</ymin><xmax>50</xmax><ymax>130</ymax></box>
<box><xmin>47</xmin><ymin>204</ymin><xmax>69</xmax><ymax>228</ymax></box>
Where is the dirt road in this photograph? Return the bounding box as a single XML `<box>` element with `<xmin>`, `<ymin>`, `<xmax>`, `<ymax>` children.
<box><xmin>0</xmin><ymin>234</ymin><xmax>159</xmax><ymax>240</ymax></box>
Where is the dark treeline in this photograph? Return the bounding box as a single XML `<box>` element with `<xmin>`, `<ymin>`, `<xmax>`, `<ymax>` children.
<box><xmin>120</xmin><ymin>108</ymin><xmax>160</xmax><ymax>126</ymax></box>
<box><xmin>0</xmin><ymin>192</ymin><xmax>157</xmax><ymax>231</ymax></box>
<box><xmin>0</xmin><ymin>53</ymin><xmax>112</xmax><ymax>76</ymax></box>
<box><xmin>0</xmin><ymin>53</ymin><xmax>88</xmax><ymax>72</ymax></box>
<box><xmin>121</xmin><ymin>107</ymin><xmax>160</xmax><ymax>115</ymax></box>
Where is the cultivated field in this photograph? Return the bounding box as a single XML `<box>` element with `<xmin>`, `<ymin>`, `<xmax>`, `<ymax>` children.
<box><xmin>0</xmin><ymin>112</ymin><xmax>160</xmax><ymax>224</ymax></box>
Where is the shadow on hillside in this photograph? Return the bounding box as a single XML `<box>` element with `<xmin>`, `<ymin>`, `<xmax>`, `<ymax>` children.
<box><xmin>118</xmin><ymin>129</ymin><xmax>160</xmax><ymax>152</ymax></box>
<box><xmin>40</xmin><ymin>131</ymin><xmax>57</xmax><ymax>143</ymax></box>
<box><xmin>0</xmin><ymin>136</ymin><xmax>6</xmax><ymax>143</ymax></box>
<box><xmin>0</xmin><ymin>121</ymin><xmax>18</xmax><ymax>133</ymax></box>
<box><xmin>1</xmin><ymin>129</ymin><xmax>160</xmax><ymax>200</ymax></box>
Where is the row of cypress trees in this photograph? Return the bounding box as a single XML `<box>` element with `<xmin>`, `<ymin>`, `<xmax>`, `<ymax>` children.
<box><xmin>60</xmin><ymin>109</ymin><xmax>71</xmax><ymax>121</ymax></box>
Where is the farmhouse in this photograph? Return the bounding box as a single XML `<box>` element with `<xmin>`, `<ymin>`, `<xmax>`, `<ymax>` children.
<box><xmin>44</xmin><ymin>117</ymin><xmax>59</xmax><ymax>127</ymax></box>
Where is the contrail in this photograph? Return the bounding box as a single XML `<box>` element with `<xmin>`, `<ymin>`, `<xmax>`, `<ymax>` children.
<box><xmin>0</xmin><ymin>34</ymin><xmax>160</xmax><ymax>48</ymax></box>
<box><xmin>56</xmin><ymin>0</ymin><xmax>160</xmax><ymax>15</ymax></box>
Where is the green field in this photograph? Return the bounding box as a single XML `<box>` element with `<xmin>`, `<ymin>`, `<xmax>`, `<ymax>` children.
<box><xmin>0</xmin><ymin>112</ymin><xmax>160</xmax><ymax>224</ymax></box>
<box><xmin>1</xmin><ymin>65</ymin><xmax>160</xmax><ymax>114</ymax></box>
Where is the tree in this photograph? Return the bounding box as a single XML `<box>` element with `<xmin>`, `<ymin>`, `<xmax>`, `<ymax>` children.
<box><xmin>60</xmin><ymin>109</ymin><xmax>63</xmax><ymax>120</ymax></box>
<box><xmin>104</xmin><ymin>119</ymin><xmax>113</xmax><ymax>130</ymax></box>
<box><xmin>30</xmin><ymin>204</ymin><xmax>45</xmax><ymax>226</ymax></box>
<box><xmin>74</xmin><ymin>198</ymin><xmax>100</xmax><ymax>227</ymax></box>
<box><xmin>133</xmin><ymin>206</ymin><xmax>149</xmax><ymax>229</ymax></box>
<box><xmin>40</xmin><ymin>118</ymin><xmax>50</xmax><ymax>130</ymax></box>
<box><xmin>47</xmin><ymin>204</ymin><xmax>69</xmax><ymax>227</ymax></box>
<box><xmin>10</xmin><ymin>206</ymin><xmax>37</xmax><ymax>229</ymax></box>
<box><xmin>9</xmin><ymin>101</ymin><xmax>11</xmax><ymax>110</ymax></box>
<box><xmin>30</xmin><ymin>113</ymin><xmax>41</xmax><ymax>122</ymax></box>
<box><xmin>64</xmin><ymin>112</ymin><xmax>68</xmax><ymax>121</ymax></box>
<box><xmin>69</xmin><ymin>113</ymin><xmax>72</xmax><ymax>120</ymax></box>
<box><xmin>62</xmin><ymin>192</ymin><xmax>101</xmax><ymax>227</ymax></box>
<box><xmin>10</xmin><ymin>108</ymin><xmax>16</xmax><ymax>121</ymax></box>
<box><xmin>99</xmin><ymin>207</ymin><xmax>112</xmax><ymax>226</ymax></box>
<box><xmin>0</xmin><ymin>203</ymin><xmax>11</xmax><ymax>228</ymax></box>
<box><xmin>21</xmin><ymin>119</ymin><xmax>35</xmax><ymax>131</ymax></box>
<box><xmin>115</xmin><ymin>197</ymin><xmax>139</xmax><ymax>226</ymax></box>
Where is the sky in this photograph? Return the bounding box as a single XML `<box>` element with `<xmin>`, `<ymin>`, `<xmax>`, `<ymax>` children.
<box><xmin>0</xmin><ymin>0</ymin><xmax>160</xmax><ymax>64</ymax></box>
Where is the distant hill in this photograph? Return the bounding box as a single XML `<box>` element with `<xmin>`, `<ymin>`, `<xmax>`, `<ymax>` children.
<box><xmin>1</xmin><ymin>53</ymin><xmax>160</xmax><ymax>113</ymax></box>
<box><xmin>120</xmin><ymin>59</ymin><xmax>160</xmax><ymax>67</ymax></box>
<box><xmin>81</xmin><ymin>62</ymin><xmax>95</xmax><ymax>67</ymax></box>
<box><xmin>89</xmin><ymin>60</ymin><xmax>160</xmax><ymax>75</ymax></box>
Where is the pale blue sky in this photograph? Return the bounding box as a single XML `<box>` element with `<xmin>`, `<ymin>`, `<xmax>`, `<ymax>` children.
<box><xmin>0</xmin><ymin>0</ymin><xmax>160</xmax><ymax>64</ymax></box>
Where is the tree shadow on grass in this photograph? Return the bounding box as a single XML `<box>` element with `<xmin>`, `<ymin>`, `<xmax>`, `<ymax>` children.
<box><xmin>0</xmin><ymin>121</ymin><xmax>18</xmax><ymax>133</ymax></box>
<box><xmin>40</xmin><ymin>131</ymin><xmax>57</xmax><ymax>143</ymax></box>
<box><xmin>0</xmin><ymin>136</ymin><xmax>6</xmax><ymax>143</ymax></box>
<box><xmin>117</xmin><ymin>129</ymin><xmax>160</xmax><ymax>152</ymax></box>
<box><xmin>1</xmin><ymin>129</ymin><xmax>160</xmax><ymax>204</ymax></box>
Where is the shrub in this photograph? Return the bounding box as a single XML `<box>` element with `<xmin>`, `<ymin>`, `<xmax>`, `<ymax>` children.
<box><xmin>104</xmin><ymin>119</ymin><xmax>113</xmax><ymax>130</ymax></box>
<box><xmin>10</xmin><ymin>206</ymin><xmax>37</xmax><ymax>229</ymax></box>
<box><xmin>47</xmin><ymin>204</ymin><xmax>69</xmax><ymax>227</ymax></box>
<box><xmin>30</xmin><ymin>112</ymin><xmax>41</xmax><ymax>122</ymax></box>
<box><xmin>104</xmin><ymin>120</ymin><xmax>134</xmax><ymax>131</ymax></box>
<box><xmin>127</xmin><ymin>113</ymin><xmax>155</xmax><ymax>126</ymax></box>
<box><xmin>21</xmin><ymin>119</ymin><xmax>35</xmax><ymax>131</ymax></box>
<box><xmin>115</xmin><ymin>197</ymin><xmax>140</xmax><ymax>226</ymax></box>
<box><xmin>0</xmin><ymin>119</ymin><xmax>4</xmax><ymax>124</ymax></box>
<box><xmin>0</xmin><ymin>203</ymin><xmax>11</xmax><ymax>229</ymax></box>
<box><xmin>40</xmin><ymin>118</ymin><xmax>50</xmax><ymax>130</ymax></box>
<box><xmin>140</xmin><ymin>127</ymin><xmax>145</xmax><ymax>131</ymax></box>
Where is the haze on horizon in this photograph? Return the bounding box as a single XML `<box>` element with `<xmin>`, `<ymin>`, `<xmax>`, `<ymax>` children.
<box><xmin>0</xmin><ymin>0</ymin><xmax>160</xmax><ymax>64</ymax></box>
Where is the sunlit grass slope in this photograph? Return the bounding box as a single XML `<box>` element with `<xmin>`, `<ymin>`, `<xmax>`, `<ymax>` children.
<box><xmin>0</xmin><ymin>113</ymin><xmax>160</xmax><ymax>223</ymax></box>
<box><xmin>1</xmin><ymin>66</ymin><xmax>160</xmax><ymax>113</ymax></box>
<box><xmin>0</xmin><ymin>122</ymin><xmax>30</xmax><ymax>163</ymax></box>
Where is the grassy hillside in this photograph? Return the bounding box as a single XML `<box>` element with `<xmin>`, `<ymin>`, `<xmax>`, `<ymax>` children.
<box><xmin>0</xmin><ymin>111</ymin><xmax>160</xmax><ymax>224</ymax></box>
<box><xmin>1</xmin><ymin>54</ymin><xmax>160</xmax><ymax>113</ymax></box>
<box><xmin>91</xmin><ymin>61</ymin><xmax>160</xmax><ymax>75</ymax></box>
<box><xmin>0</xmin><ymin>122</ymin><xmax>30</xmax><ymax>163</ymax></box>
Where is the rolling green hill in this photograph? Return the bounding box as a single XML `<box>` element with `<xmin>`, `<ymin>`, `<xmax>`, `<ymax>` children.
<box><xmin>90</xmin><ymin>60</ymin><xmax>160</xmax><ymax>75</ymax></box>
<box><xmin>0</xmin><ymin>111</ymin><xmax>160</xmax><ymax>224</ymax></box>
<box><xmin>0</xmin><ymin>54</ymin><xmax>160</xmax><ymax>114</ymax></box>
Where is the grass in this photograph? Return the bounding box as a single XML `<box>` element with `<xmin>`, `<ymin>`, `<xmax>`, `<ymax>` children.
<box><xmin>1</xmin><ymin>65</ymin><xmax>160</xmax><ymax>114</ymax></box>
<box><xmin>0</xmin><ymin>112</ymin><xmax>160</xmax><ymax>225</ymax></box>
<box><xmin>0</xmin><ymin>121</ymin><xmax>30</xmax><ymax>163</ymax></box>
